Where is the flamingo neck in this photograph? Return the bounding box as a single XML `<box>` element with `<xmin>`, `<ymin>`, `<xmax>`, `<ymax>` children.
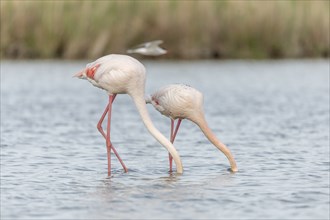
<box><xmin>130</xmin><ymin>93</ymin><xmax>183</xmax><ymax>174</ymax></box>
<box><xmin>193</xmin><ymin>115</ymin><xmax>238</xmax><ymax>172</ymax></box>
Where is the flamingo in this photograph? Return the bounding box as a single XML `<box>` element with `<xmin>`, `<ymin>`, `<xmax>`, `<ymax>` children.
<box><xmin>146</xmin><ymin>84</ymin><xmax>238</xmax><ymax>172</ymax></box>
<box><xmin>127</xmin><ymin>40</ymin><xmax>167</xmax><ymax>56</ymax></box>
<box><xmin>74</xmin><ymin>54</ymin><xmax>183</xmax><ymax>175</ymax></box>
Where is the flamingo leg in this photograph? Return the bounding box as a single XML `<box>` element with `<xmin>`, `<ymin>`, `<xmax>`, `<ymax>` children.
<box><xmin>168</xmin><ymin>118</ymin><xmax>182</xmax><ymax>172</ymax></box>
<box><xmin>106</xmin><ymin>95</ymin><xmax>113</xmax><ymax>176</ymax></box>
<box><xmin>97</xmin><ymin>95</ymin><xmax>128</xmax><ymax>173</ymax></box>
<box><xmin>172</xmin><ymin>119</ymin><xmax>182</xmax><ymax>142</ymax></box>
<box><xmin>169</xmin><ymin>119</ymin><xmax>174</xmax><ymax>172</ymax></box>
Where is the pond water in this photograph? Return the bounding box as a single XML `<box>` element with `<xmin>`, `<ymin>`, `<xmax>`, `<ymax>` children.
<box><xmin>1</xmin><ymin>59</ymin><xmax>329</xmax><ymax>219</ymax></box>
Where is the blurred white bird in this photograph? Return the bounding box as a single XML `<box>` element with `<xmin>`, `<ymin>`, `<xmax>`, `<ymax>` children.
<box><xmin>127</xmin><ymin>40</ymin><xmax>167</xmax><ymax>56</ymax></box>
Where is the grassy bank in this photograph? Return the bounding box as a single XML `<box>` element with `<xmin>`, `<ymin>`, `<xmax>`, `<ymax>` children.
<box><xmin>1</xmin><ymin>0</ymin><xmax>329</xmax><ymax>59</ymax></box>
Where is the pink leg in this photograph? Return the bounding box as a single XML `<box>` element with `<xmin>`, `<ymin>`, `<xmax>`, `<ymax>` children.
<box><xmin>169</xmin><ymin>119</ymin><xmax>174</xmax><ymax>172</ymax></box>
<box><xmin>172</xmin><ymin>119</ymin><xmax>182</xmax><ymax>142</ymax></box>
<box><xmin>168</xmin><ymin>118</ymin><xmax>182</xmax><ymax>172</ymax></box>
<box><xmin>97</xmin><ymin>96</ymin><xmax>128</xmax><ymax>173</ymax></box>
<box><xmin>106</xmin><ymin>96</ymin><xmax>113</xmax><ymax>176</ymax></box>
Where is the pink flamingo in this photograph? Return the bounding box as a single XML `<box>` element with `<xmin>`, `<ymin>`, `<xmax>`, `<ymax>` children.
<box><xmin>74</xmin><ymin>54</ymin><xmax>183</xmax><ymax>176</ymax></box>
<box><xmin>146</xmin><ymin>84</ymin><xmax>238</xmax><ymax>172</ymax></box>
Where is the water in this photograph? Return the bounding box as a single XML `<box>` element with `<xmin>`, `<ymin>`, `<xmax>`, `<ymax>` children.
<box><xmin>1</xmin><ymin>59</ymin><xmax>329</xmax><ymax>220</ymax></box>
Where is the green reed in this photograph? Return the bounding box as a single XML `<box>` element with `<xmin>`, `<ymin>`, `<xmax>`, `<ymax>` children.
<box><xmin>1</xmin><ymin>0</ymin><xmax>329</xmax><ymax>59</ymax></box>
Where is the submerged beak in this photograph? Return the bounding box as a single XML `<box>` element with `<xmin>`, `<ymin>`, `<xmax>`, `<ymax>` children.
<box><xmin>73</xmin><ymin>69</ymin><xmax>85</xmax><ymax>78</ymax></box>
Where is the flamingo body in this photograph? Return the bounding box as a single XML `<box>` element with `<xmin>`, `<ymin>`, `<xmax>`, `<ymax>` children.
<box><xmin>147</xmin><ymin>84</ymin><xmax>204</xmax><ymax>121</ymax></box>
<box><xmin>84</xmin><ymin>54</ymin><xmax>146</xmax><ymax>94</ymax></box>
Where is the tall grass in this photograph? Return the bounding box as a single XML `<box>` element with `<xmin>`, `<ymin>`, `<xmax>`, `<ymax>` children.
<box><xmin>1</xmin><ymin>0</ymin><xmax>329</xmax><ymax>59</ymax></box>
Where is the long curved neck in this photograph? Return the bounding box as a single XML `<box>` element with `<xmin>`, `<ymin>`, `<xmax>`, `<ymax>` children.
<box><xmin>130</xmin><ymin>93</ymin><xmax>183</xmax><ymax>174</ymax></box>
<box><xmin>192</xmin><ymin>115</ymin><xmax>238</xmax><ymax>172</ymax></box>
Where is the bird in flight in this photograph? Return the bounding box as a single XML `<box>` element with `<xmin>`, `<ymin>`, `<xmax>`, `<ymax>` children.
<box><xmin>74</xmin><ymin>54</ymin><xmax>183</xmax><ymax>176</ymax></box>
<box><xmin>146</xmin><ymin>84</ymin><xmax>238</xmax><ymax>172</ymax></box>
<box><xmin>127</xmin><ymin>40</ymin><xmax>167</xmax><ymax>56</ymax></box>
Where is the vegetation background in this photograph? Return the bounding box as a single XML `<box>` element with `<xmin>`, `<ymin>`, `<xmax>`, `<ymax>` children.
<box><xmin>1</xmin><ymin>0</ymin><xmax>329</xmax><ymax>59</ymax></box>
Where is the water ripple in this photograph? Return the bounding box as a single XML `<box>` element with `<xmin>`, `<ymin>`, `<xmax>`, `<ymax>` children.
<box><xmin>1</xmin><ymin>60</ymin><xmax>329</xmax><ymax>220</ymax></box>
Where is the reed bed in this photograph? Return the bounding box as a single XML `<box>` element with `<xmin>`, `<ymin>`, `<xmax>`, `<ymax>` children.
<box><xmin>1</xmin><ymin>0</ymin><xmax>329</xmax><ymax>59</ymax></box>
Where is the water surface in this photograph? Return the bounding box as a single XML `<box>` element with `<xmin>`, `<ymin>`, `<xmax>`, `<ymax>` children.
<box><xmin>1</xmin><ymin>59</ymin><xmax>329</xmax><ymax>219</ymax></box>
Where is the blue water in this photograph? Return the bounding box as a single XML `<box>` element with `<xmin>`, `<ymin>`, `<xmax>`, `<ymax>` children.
<box><xmin>1</xmin><ymin>59</ymin><xmax>329</xmax><ymax>219</ymax></box>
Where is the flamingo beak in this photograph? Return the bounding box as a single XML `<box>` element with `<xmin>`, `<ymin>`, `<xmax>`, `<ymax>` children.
<box><xmin>73</xmin><ymin>69</ymin><xmax>85</xmax><ymax>79</ymax></box>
